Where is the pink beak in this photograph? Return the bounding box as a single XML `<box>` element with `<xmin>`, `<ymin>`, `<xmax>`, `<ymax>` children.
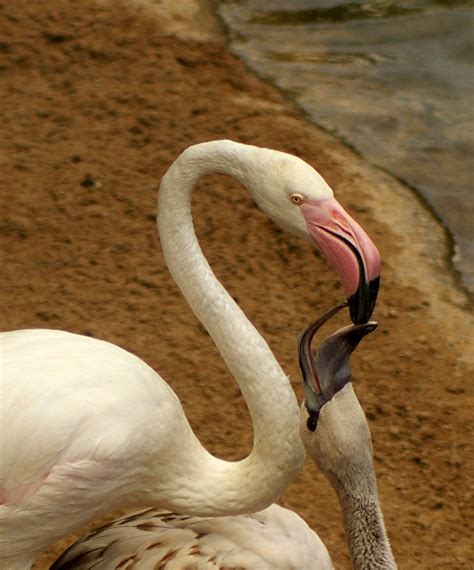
<box><xmin>300</xmin><ymin>197</ymin><xmax>381</xmax><ymax>324</ymax></box>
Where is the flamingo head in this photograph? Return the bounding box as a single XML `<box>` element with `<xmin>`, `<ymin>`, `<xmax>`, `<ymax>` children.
<box><xmin>296</xmin><ymin>303</ymin><xmax>377</xmax><ymax>479</ymax></box>
<box><xmin>247</xmin><ymin>148</ymin><xmax>381</xmax><ymax>324</ymax></box>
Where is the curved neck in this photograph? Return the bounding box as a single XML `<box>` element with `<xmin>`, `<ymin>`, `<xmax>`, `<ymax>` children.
<box><xmin>333</xmin><ymin>469</ymin><xmax>397</xmax><ymax>569</ymax></box>
<box><xmin>155</xmin><ymin>140</ymin><xmax>304</xmax><ymax>515</ymax></box>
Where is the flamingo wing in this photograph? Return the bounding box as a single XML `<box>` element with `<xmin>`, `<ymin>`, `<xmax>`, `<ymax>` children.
<box><xmin>52</xmin><ymin>505</ymin><xmax>333</xmax><ymax>569</ymax></box>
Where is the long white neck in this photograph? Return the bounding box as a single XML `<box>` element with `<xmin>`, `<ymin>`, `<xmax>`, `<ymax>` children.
<box><xmin>155</xmin><ymin>140</ymin><xmax>304</xmax><ymax>516</ymax></box>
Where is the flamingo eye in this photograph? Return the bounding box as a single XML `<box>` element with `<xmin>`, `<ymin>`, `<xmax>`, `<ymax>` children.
<box><xmin>290</xmin><ymin>193</ymin><xmax>304</xmax><ymax>205</ymax></box>
<box><xmin>306</xmin><ymin>414</ymin><xmax>318</xmax><ymax>432</ymax></box>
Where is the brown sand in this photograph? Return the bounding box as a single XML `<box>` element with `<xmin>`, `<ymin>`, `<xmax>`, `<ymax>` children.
<box><xmin>1</xmin><ymin>0</ymin><xmax>473</xmax><ymax>567</ymax></box>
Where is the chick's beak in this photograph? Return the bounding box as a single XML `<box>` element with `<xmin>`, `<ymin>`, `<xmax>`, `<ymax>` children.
<box><xmin>297</xmin><ymin>303</ymin><xmax>378</xmax><ymax>414</ymax></box>
<box><xmin>300</xmin><ymin>197</ymin><xmax>381</xmax><ymax>324</ymax></box>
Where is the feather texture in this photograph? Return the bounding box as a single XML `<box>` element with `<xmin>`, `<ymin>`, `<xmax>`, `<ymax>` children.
<box><xmin>52</xmin><ymin>505</ymin><xmax>332</xmax><ymax>570</ymax></box>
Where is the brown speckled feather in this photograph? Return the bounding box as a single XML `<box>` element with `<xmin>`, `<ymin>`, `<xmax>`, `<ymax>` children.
<box><xmin>51</xmin><ymin>505</ymin><xmax>332</xmax><ymax>569</ymax></box>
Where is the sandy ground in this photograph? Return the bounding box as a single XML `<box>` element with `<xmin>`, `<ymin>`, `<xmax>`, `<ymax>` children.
<box><xmin>1</xmin><ymin>0</ymin><xmax>473</xmax><ymax>568</ymax></box>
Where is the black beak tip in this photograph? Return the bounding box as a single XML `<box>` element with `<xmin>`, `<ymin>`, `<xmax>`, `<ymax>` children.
<box><xmin>347</xmin><ymin>276</ymin><xmax>380</xmax><ymax>325</ymax></box>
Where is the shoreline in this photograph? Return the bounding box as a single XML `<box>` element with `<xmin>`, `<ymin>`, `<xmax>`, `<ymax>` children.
<box><xmin>0</xmin><ymin>0</ymin><xmax>472</xmax><ymax>567</ymax></box>
<box><xmin>215</xmin><ymin>0</ymin><xmax>473</xmax><ymax>303</ymax></box>
<box><xmin>217</xmin><ymin>1</ymin><xmax>474</xmax><ymax>297</ymax></box>
<box><xmin>143</xmin><ymin>0</ymin><xmax>473</xmax><ymax>306</ymax></box>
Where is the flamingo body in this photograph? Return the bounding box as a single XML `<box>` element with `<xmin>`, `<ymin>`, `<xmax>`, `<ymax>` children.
<box><xmin>1</xmin><ymin>330</ymin><xmax>181</xmax><ymax>567</ymax></box>
<box><xmin>2</xmin><ymin>328</ymin><xmax>180</xmax><ymax>508</ymax></box>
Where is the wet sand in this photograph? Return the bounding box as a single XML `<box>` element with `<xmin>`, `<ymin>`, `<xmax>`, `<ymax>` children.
<box><xmin>0</xmin><ymin>0</ymin><xmax>472</xmax><ymax>567</ymax></box>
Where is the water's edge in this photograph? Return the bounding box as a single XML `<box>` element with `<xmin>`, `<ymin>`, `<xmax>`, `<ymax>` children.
<box><xmin>216</xmin><ymin>2</ymin><xmax>473</xmax><ymax>296</ymax></box>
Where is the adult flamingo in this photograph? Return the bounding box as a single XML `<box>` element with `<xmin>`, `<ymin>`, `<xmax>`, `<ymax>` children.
<box><xmin>51</xmin><ymin>305</ymin><xmax>396</xmax><ymax>569</ymax></box>
<box><xmin>0</xmin><ymin>141</ymin><xmax>380</xmax><ymax>568</ymax></box>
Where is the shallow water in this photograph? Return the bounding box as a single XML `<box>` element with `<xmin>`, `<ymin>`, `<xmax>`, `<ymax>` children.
<box><xmin>218</xmin><ymin>0</ymin><xmax>474</xmax><ymax>293</ymax></box>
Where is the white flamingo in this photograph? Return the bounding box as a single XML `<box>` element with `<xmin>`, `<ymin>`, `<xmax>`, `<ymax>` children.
<box><xmin>51</xmin><ymin>305</ymin><xmax>396</xmax><ymax>569</ymax></box>
<box><xmin>0</xmin><ymin>141</ymin><xmax>380</xmax><ymax>569</ymax></box>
